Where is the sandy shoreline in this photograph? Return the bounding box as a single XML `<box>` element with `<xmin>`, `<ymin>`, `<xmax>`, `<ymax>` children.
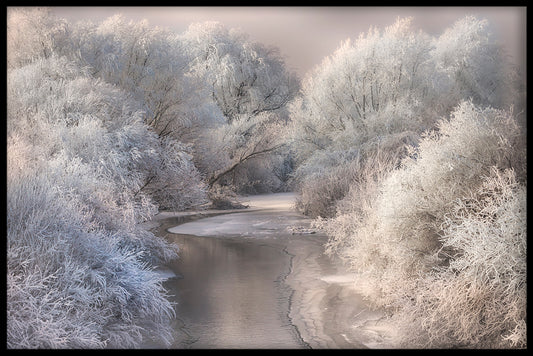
<box><xmin>149</xmin><ymin>192</ymin><xmax>396</xmax><ymax>349</ymax></box>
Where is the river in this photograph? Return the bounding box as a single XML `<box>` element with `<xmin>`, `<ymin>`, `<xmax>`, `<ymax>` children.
<box><xmin>144</xmin><ymin>193</ymin><xmax>393</xmax><ymax>349</ymax></box>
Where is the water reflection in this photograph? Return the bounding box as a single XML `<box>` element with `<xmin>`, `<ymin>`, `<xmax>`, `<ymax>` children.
<box><xmin>161</xmin><ymin>227</ymin><xmax>306</xmax><ymax>349</ymax></box>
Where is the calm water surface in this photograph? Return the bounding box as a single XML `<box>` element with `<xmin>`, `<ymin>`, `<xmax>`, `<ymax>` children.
<box><xmin>154</xmin><ymin>214</ymin><xmax>310</xmax><ymax>349</ymax></box>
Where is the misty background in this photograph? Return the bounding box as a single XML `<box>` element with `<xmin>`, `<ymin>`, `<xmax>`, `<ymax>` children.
<box><xmin>49</xmin><ymin>6</ymin><xmax>526</xmax><ymax>78</ymax></box>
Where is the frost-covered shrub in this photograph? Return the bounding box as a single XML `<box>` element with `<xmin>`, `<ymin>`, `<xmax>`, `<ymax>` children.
<box><xmin>295</xmin><ymin>169</ymin><xmax>351</xmax><ymax>218</ymax></box>
<box><xmin>294</xmin><ymin>131</ymin><xmax>417</xmax><ymax>218</ymax></box>
<box><xmin>7</xmin><ymin>54</ymin><xmax>187</xmax><ymax>348</ymax></box>
<box><xmin>290</xmin><ymin>147</ymin><xmax>359</xmax><ymax>218</ymax></box>
<box><xmin>7</xmin><ymin>143</ymin><xmax>176</xmax><ymax>348</ymax></box>
<box><xmin>369</xmin><ymin>102</ymin><xmax>523</xmax><ymax>280</ymax></box>
<box><xmin>318</xmin><ymin>144</ymin><xmax>406</xmax><ymax>254</ymax></box>
<box><xmin>295</xmin><ymin>158</ymin><xmax>359</xmax><ymax>218</ymax></box>
<box><xmin>321</xmin><ymin>101</ymin><xmax>526</xmax><ymax>348</ymax></box>
<box><xmin>396</xmin><ymin>168</ymin><xmax>527</xmax><ymax>348</ymax></box>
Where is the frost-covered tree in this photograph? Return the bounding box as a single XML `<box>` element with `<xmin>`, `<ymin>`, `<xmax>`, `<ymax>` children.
<box><xmin>292</xmin><ymin>18</ymin><xmax>437</xmax><ymax>157</ymax></box>
<box><xmin>431</xmin><ymin>15</ymin><xmax>516</xmax><ymax>110</ymax></box>
<box><xmin>180</xmin><ymin>21</ymin><xmax>299</xmax><ymax>192</ymax></box>
<box><xmin>181</xmin><ymin>21</ymin><xmax>299</xmax><ymax>123</ymax></box>
<box><xmin>7</xmin><ymin>7</ymin><xmax>70</xmax><ymax>68</ymax></box>
<box><xmin>289</xmin><ymin>17</ymin><xmax>439</xmax><ymax>217</ymax></box>
<box><xmin>288</xmin><ymin>15</ymin><xmax>519</xmax><ymax>218</ymax></box>
<box><xmin>140</xmin><ymin>136</ymin><xmax>208</xmax><ymax>211</ymax></box>
<box><xmin>8</xmin><ymin>52</ymin><xmax>207</xmax><ymax>214</ymax></box>
<box><xmin>67</xmin><ymin>14</ymin><xmax>200</xmax><ymax>139</ymax></box>
<box><xmin>205</xmin><ymin>113</ymin><xmax>288</xmax><ymax>188</ymax></box>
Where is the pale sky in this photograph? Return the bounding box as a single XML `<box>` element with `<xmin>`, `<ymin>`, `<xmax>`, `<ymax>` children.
<box><xmin>49</xmin><ymin>6</ymin><xmax>526</xmax><ymax>78</ymax></box>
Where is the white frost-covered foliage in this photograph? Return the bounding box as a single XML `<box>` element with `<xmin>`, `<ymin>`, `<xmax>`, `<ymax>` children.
<box><xmin>397</xmin><ymin>168</ymin><xmax>527</xmax><ymax>348</ymax></box>
<box><xmin>179</xmin><ymin>21</ymin><xmax>299</xmax><ymax>192</ymax></box>
<box><xmin>7</xmin><ymin>54</ymin><xmax>181</xmax><ymax>348</ymax></box>
<box><xmin>289</xmin><ymin>16</ymin><xmax>518</xmax><ymax>218</ymax></box>
<box><xmin>67</xmin><ymin>14</ymin><xmax>201</xmax><ymax>139</ymax></box>
<box><xmin>7</xmin><ymin>167</ymin><xmax>175</xmax><ymax>348</ymax></box>
<box><xmin>7</xmin><ymin>7</ymin><xmax>70</xmax><ymax>68</ymax></box>
<box><xmin>431</xmin><ymin>15</ymin><xmax>515</xmax><ymax>110</ymax></box>
<box><xmin>320</xmin><ymin>101</ymin><xmax>526</xmax><ymax>348</ymax></box>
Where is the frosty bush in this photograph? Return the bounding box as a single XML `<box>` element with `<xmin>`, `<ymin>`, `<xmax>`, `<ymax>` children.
<box><xmin>6</xmin><ymin>54</ymin><xmax>190</xmax><ymax>347</ymax></box>
<box><xmin>7</xmin><ymin>142</ymin><xmax>176</xmax><ymax>348</ymax></box>
<box><xmin>293</xmin><ymin>131</ymin><xmax>418</xmax><ymax>218</ymax></box>
<box><xmin>396</xmin><ymin>168</ymin><xmax>527</xmax><ymax>348</ymax></box>
<box><xmin>321</xmin><ymin>101</ymin><xmax>526</xmax><ymax>348</ymax></box>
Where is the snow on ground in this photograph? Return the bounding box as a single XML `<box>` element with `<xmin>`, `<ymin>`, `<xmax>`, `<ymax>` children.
<box><xmin>238</xmin><ymin>192</ymin><xmax>297</xmax><ymax>210</ymax></box>
<box><xmin>167</xmin><ymin>192</ymin><xmax>310</xmax><ymax>238</ymax></box>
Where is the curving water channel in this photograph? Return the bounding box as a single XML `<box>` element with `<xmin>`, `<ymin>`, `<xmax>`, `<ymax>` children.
<box><xmin>144</xmin><ymin>193</ymin><xmax>392</xmax><ymax>349</ymax></box>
